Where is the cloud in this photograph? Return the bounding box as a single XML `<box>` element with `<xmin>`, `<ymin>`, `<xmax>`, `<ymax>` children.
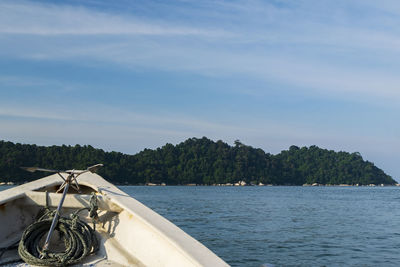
<box><xmin>0</xmin><ymin>102</ymin><xmax>245</xmax><ymax>136</ymax></box>
<box><xmin>0</xmin><ymin>101</ymin><xmax>397</xmax><ymax>151</ymax></box>
<box><xmin>1</xmin><ymin>0</ymin><xmax>399</xmax><ymax>178</ymax></box>
<box><xmin>0</xmin><ymin>100</ymin><xmax>328</xmax><ymax>143</ymax></box>
<box><xmin>0</xmin><ymin>1</ymin><xmax>227</xmax><ymax>37</ymax></box>
<box><xmin>2</xmin><ymin>0</ymin><xmax>400</xmax><ymax>104</ymax></box>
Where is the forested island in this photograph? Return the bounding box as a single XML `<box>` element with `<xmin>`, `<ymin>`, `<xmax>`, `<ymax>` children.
<box><xmin>0</xmin><ymin>137</ymin><xmax>396</xmax><ymax>185</ymax></box>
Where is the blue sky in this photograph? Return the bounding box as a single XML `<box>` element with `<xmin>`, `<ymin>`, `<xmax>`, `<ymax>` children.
<box><xmin>0</xmin><ymin>0</ymin><xmax>399</xmax><ymax>179</ymax></box>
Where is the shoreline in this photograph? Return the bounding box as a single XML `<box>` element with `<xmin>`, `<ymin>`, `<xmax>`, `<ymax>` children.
<box><xmin>119</xmin><ymin>183</ymin><xmax>399</xmax><ymax>187</ymax></box>
<box><xmin>1</xmin><ymin>182</ymin><xmax>399</xmax><ymax>187</ymax></box>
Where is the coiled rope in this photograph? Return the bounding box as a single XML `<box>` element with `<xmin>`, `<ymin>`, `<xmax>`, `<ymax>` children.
<box><xmin>18</xmin><ymin>193</ymin><xmax>99</xmax><ymax>266</ymax></box>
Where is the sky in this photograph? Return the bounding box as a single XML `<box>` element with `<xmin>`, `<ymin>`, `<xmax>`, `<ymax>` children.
<box><xmin>0</xmin><ymin>0</ymin><xmax>399</xmax><ymax>179</ymax></box>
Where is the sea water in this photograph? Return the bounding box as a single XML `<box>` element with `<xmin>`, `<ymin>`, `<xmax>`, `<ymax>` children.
<box><xmin>2</xmin><ymin>185</ymin><xmax>399</xmax><ymax>266</ymax></box>
<box><xmin>119</xmin><ymin>186</ymin><xmax>400</xmax><ymax>267</ymax></box>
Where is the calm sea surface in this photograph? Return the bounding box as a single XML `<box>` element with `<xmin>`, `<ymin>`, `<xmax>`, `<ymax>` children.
<box><xmin>119</xmin><ymin>186</ymin><xmax>400</xmax><ymax>267</ymax></box>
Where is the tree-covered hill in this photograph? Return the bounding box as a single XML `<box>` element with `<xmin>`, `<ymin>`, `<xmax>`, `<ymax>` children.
<box><xmin>0</xmin><ymin>138</ymin><xmax>396</xmax><ymax>185</ymax></box>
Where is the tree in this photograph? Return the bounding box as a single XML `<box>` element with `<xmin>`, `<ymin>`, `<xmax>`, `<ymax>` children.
<box><xmin>0</xmin><ymin>139</ymin><xmax>395</xmax><ymax>185</ymax></box>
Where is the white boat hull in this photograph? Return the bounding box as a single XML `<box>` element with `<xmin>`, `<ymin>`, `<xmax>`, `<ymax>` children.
<box><xmin>0</xmin><ymin>173</ymin><xmax>229</xmax><ymax>266</ymax></box>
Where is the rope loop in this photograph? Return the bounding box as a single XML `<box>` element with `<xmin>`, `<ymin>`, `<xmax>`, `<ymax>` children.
<box><xmin>70</xmin><ymin>213</ymin><xmax>79</xmax><ymax>231</ymax></box>
<box><xmin>18</xmin><ymin>201</ymin><xmax>99</xmax><ymax>266</ymax></box>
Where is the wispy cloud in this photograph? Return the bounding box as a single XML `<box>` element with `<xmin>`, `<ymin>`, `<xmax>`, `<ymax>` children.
<box><xmin>2</xmin><ymin>0</ymin><xmax>400</xmax><ymax>103</ymax></box>
<box><xmin>0</xmin><ymin>101</ymin><xmax>397</xmax><ymax>151</ymax></box>
<box><xmin>0</xmin><ymin>1</ymin><xmax>227</xmax><ymax>37</ymax></box>
<box><xmin>1</xmin><ymin>0</ymin><xmax>399</xmax><ymax>178</ymax></box>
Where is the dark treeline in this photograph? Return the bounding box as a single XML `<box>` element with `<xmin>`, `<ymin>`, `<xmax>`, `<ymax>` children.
<box><xmin>0</xmin><ymin>138</ymin><xmax>396</xmax><ymax>185</ymax></box>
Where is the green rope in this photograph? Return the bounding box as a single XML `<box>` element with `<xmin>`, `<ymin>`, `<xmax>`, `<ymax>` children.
<box><xmin>18</xmin><ymin>193</ymin><xmax>99</xmax><ymax>266</ymax></box>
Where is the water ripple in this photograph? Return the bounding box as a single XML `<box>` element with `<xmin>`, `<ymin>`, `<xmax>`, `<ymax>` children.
<box><xmin>120</xmin><ymin>186</ymin><xmax>400</xmax><ymax>267</ymax></box>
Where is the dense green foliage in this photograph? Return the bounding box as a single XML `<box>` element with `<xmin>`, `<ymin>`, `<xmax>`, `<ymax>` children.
<box><xmin>0</xmin><ymin>138</ymin><xmax>395</xmax><ymax>185</ymax></box>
